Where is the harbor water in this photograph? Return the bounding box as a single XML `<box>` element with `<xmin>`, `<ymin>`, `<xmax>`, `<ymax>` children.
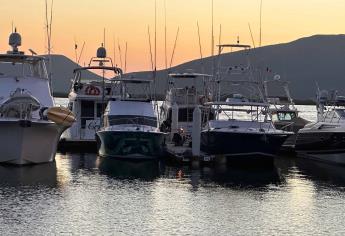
<box><xmin>1</xmin><ymin>104</ymin><xmax>345</xmax><ymax>235</ymax></box>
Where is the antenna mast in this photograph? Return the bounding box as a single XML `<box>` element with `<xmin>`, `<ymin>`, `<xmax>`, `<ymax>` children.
<box><xmin>77</xmin><ymin>41</ymin><xmax>85</xmax><ymax>64</ymax></box>
<box><xmin>113</xmin><ymin>35</ymin><xmax>116</xmax><ymax>66</ymax></box>
<box><xmin>124</xmin><ymin>42</ymin><xmax>128</xmax><ymax>73</ymax></box>
<box><xmin>118</xmin><ymin>39</ymin><xmax>123</xmax><ymax>69</ymax></box>
<box><xmin>259</xmin><ymin>0</ymin><xmax>263</xmax><ymax>47</ymax></box>
<box><xmin>45</xmin><ymin>0</ymin><xmax>54</xmax><ymax>93</ymax></box>
<box><xmin>164</xmin><ymin>0</ymin><xmax>168</xmax><ymax>70</ymax></box>
<box><xmin>147</xmin><ymin>26</ymin><xmax>154</xmax><ymax>71</ymax></box>
<box><xmin>169</xmin><ymin>27</ymin><xmax>180</xmax><ymax>68</ymax></box>
<box><xmin>248</xmin><ymin>23</ymin><xmax>256</xmax><ymax>48</ymax></box>
<box><xmin>154</xmin><ymin>0</ymin><xmax>157</xmax><ymax>73</ymax></box>
<box><xmin>103</xmin><ymin>28</ymin><xmax>106</xmax><ymax>48</ymax></box>
<box><xmin>197</xmin><ymin>21</ymin><xmax>203</xmax><ymax>60</ymax></box>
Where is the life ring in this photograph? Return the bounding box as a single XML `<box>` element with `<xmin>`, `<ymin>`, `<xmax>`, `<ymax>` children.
<box><xmin>85</xmin><ymin>85</ymin><xmax>100</xmax><ymax>96</ymax></box>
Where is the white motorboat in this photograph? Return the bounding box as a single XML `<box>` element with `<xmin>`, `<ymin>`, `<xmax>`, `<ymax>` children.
<box><xmin>159</xmin><ymin>72</ymin><xmax>215</xmax><ymax>146</ymax></box>
<box><xmin>264</xmin><ymin>75</ymin><xmax>309</xmax><ymax>133</ymax></box>
<box><xmin>96</xmin><ymin>78</ymin><xmax>167</xmax><ymax>160</ymax></box>
<box><xmin>60</xmin><ymin>46</ymin><xmax>122</xmax><ymax>151</ymax></box>
<box><xmin>201</xmin><ymin>43</ymin><xmax>292</xmax><ymax>164</ymax></box>
<box><xmin>0</xmin><ymin>31</ymin><xmax>75</xmax><ymax>165</ymax></box>
<box><xmin>295</xmin><ymin>90</ymin><xmax>345</xmax><ymax>165</ymax></box>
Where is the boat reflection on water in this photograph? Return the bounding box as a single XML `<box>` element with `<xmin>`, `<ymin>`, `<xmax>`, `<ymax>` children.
<box><xmin>97</xmin><ymin>158</ymin><xmax>162</xmax><ymax>181</ymax></box>
<box><xmin>0</xmin><ymin>162</ymin><xmax>57</xmax><ymax>187</ymax></box>
<box><xmin>202</xmin><ymin>165</ymin><xmax>282</xmax><ymax>188</ymax></box>
<box><xmin>295</xmin><ymin>158</ymin><xmax>345</xmax><ymax>188</ymax></box>
<box><xmin>163</xmin><ymin>163</ymin><xmax>282</xmax><ymax>189</ymax></box>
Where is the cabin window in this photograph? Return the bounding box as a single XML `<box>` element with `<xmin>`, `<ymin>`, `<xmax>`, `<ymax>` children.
<box><xmin>276</xmin><ymin>112</ymin><xmax>296</xmax><ymax>121</ymax></box>
<box><xmin>178</xmin><ymin>108</ymin><xmax>194</xmax><ymax>122</ymax></box>
<box><xmin>81</xmin><ymin>100</ymin><xmax>95</xmax><ymax>128</ymax></box>
<box><xmin>107</xmin><ymin>115</ymin><xmax>157</xmax><ymax>127</ymax></box>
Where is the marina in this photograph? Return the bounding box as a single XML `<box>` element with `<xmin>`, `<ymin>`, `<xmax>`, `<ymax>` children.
<box><xmin>2</xmin><ymin>0</ymin><xmax>345</xmax><ymax>235</ymax></box>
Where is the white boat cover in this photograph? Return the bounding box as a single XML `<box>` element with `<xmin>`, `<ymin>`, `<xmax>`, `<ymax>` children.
<box><xmin>105</xmin><ymin>100</ymin><xmax>155</xmax><ymax>117</ymax></box>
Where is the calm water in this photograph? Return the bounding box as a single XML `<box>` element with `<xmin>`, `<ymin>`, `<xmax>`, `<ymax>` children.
<box><xmin>2</xmin><ymin>104</ymin><xmax>345</xmax><ymax>235</ymax></box>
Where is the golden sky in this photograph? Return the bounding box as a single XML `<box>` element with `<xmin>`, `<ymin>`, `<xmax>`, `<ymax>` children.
<box><xmin>0</xmin><ymin>0</ymin><xmax>344</xmax><ymax>72</ymax></box>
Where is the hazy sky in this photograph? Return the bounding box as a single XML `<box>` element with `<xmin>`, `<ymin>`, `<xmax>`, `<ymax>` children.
<box><xmin>0</xmin><ymin>0</ymin><xmax>344</xmax><ymax>72</ymax></box>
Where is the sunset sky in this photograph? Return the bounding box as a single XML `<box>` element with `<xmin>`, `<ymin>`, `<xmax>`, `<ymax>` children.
<box><xmin>0</xmin><ymin>0</ymin><xmax>344</xmax><ymax>72</ymax></box>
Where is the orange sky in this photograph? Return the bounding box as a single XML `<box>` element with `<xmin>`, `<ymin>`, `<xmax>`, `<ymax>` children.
<box><xmin>0</xmin><ymin>0</ymin><xmax>344</xmax><ymax>72</ymax></box>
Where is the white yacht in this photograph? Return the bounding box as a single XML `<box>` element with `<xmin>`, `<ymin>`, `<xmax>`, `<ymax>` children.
<box><xmin>0</xmin><ymin>31</ymin><xmax>75</xmax><ymax>165</ymax></box>
<box><xmin>60</xmin><ymin>46</ymin><xmax>122</xmax><ymax>151</ymax></box>
<box><xmin>295</xmin><ymin>90</ymin><xmax>345</xmax><ymax>165</ymax></box>
<box><xmin>96</xmin><ymin>78</ymin><xmax>167</xmax><ymax>160</ymax></box>
<box><xmin>264</xmin><ymin>75</ymin><xmax>309</xmax><ymax>133</ymax></box>
<box><xmin>200</xmin><ymin>43</ymin><xmax>292</xmax><ymax>164</ymax></box>
<box><xmin>159</xmin><ymin>72</ymin><xmax>215</xmax><ymax>146</ymax></box>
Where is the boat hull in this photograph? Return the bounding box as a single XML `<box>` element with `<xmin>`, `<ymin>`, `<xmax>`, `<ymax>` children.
<box><xmin>96</xmin><ymin>130</ymin><xmax>167</xmax><ymax>160</ymax></box>
<box><xmin>0</xmin><ymin>120</ymin><xmax>65</xmax><ymax>165</ymax></box>
<box><xmin>296</xmin><ymin>131</ymin><xmax>345</xmax><ymax>165</ymax></box>
<box><xmin>201</xmin><ymin>131</ymin><xmax>290</xmax><ymax>159</ymax></box>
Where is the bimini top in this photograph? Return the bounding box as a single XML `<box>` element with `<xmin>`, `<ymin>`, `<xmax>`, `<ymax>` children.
<box><xmin>169</xmin><ymin>72</ymin><xmax>213</xmax><ymax>79</ymax></box>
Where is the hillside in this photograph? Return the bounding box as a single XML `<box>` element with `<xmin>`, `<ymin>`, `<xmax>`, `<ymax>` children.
<box><xmin>127</xmin><ymin>34</ymin><xmax>345</xmax><ymax>101</ymax></box>
<box><xmin>38</xmin><ymin>34</ymin><xmax>345</xmax><ymax>101</ymax></box>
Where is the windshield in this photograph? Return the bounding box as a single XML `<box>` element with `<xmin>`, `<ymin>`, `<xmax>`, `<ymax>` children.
<box><xmin>0</xmin><ymin>58</ymin><xmax>48</xmax><ymax>79</ymax></box>
<box><xmin>105</xmin><ymin>115</ymin><xmax>157</xmax><ymax>127</ymax></box>
<box><xmin>272</xmin><ymin>111</ymin><xmax>296</xmax><ymax>121</ymax></box>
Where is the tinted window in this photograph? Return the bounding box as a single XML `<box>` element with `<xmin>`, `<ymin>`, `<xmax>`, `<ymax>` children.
<box><xmin>107</xmin><ymin>115</ymin><xmax>157</xmax><ymax>127</ymax></box>
<box><xmin>81</xmin><ymin>101</ymin><xmax>94</xmax><ymax>117</ymax></box>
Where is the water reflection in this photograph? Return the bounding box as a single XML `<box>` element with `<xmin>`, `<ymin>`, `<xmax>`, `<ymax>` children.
<box><xmin>295</xmin><ymin>158</ymin><xmax>345</xmax><ymax>188</ymax></box>
<box><xmin>202</xmin><ymin>165</ymin><xmax>282</xmax><ymax>188</ymax></box>
<box><xmin>162</xmin><ymin>163</ymin><xmax>282</xmax><ymax>190</ymax></box>
<box><xmin>0</xmin><ymin>162</ymin><xmax>57</xmax><ymax>187</ymax></box>
<box><xmin>97</xmin><ymin>158</ymin><xmax>162</xmax><ymax>181</ymax></box>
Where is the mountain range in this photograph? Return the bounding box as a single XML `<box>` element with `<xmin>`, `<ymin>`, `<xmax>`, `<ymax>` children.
<box><xmin>46</xmin><ymin>34</ymin><xmax>345</xmax><ymax>102</ymax></box>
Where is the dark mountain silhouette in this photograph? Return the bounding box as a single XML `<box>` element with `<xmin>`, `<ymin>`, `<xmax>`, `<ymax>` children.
<box><xmin>127</xmin><ymin>34</ymin><xmax>345</xmax><ymax>102</ymax></box>
<box><xmin>32</xmin><ymin>35</ymin><xmax>345</xmax><ymax>102</ymax></box>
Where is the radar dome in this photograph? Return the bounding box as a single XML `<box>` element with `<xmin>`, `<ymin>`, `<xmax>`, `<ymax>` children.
<box><xmin>9</xmin><ymin>32</ymin><xmax>22</xmax><ymax>48</ymax></box>
<box><xmin>97</xmin><ymin>46</ymin><xmax>107</xmax><ymax>58</ymax></box>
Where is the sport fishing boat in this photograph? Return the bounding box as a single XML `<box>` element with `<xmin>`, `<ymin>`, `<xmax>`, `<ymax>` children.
<box><xmin>96</xmin><ymin>77</ymin><xmax>167</xmax><ymax>160</ymax></box>
<box><xmin>60</xmin><ymin>46</ymin><xmax>122</xmax><ymax>151</ymax></box>
<box><xmin>200</xmin><ymin>43</ymin><xmax>292</xmax><ymax>164</ymax></box>
<box><xmin>0</xmin><ymin>31</ymin><xmax>75</xmax><ymax>165</ymax></box>
<box><xmin>159</xmin><ymin>72</ymin><xmax>215</xmax><ymax>146</ymax></box>
<box><xmin>295</xmin><ymin>89</ymin><xmax>345</xmax><ymax>165</ymax></box>
<box><xmin>264</xmin><ymin>75</ymin><xmax>309</xmax><ymax>133</ymax></box>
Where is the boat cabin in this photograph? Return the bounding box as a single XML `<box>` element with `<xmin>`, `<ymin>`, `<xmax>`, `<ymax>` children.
<box><xmin>66</xmin><ymin>48</ymin><xmax>123</xmax><ymax>141</ymax></box>
<box><xmin>160</xmin><ymin>72</ymin><xmax>214</xmax><ymax>133</ymax></box>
